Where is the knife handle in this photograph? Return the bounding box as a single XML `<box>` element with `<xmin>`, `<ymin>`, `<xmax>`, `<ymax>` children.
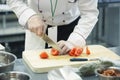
<box><xmin>70</xmin><ymin>58</ymin><xmax>88</xmax><ymax>61</ymax></box>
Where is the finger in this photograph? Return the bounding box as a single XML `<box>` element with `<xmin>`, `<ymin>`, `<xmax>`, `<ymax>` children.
<box><xmin>36</xmin><ymin>27</ymin><xmax>43</xmax><ymax>36</ymax></box>
<box><xmin>32</xmin><ymin>27</ymin><xmax>38</xmax><ymax>34</ymax></box>
<box><xmin>37</xmin><ymin>24</ymin><xmax>46</xmax><ymax>36</ymax></box>
<box><xmin>57</xmin><ymin>40</ymin><xmax>64</xmax><ymax>44</ymax></box>
<box><xmin>29</xmin><ymin>26</ymin><xmax>34</xmax><ymax>32</ymax></box>
<box><xmin>63</xmin><ymin>46</ymin><xmax>71</xmax><ymax>54</ymax></box>
<box><xmin>59</xmin><ymin>43</ymin><xmax>65</xmax><ymax>49</ymax></box>
<box><xmin>28</xmin><ymin>25</ymin><xmax>38</xmax><ymax>33</ymax></box>
<box><xmin>57</xmin><ymin>40</ymin><xmax>65</xmax><ymax>47</ymax></box>
<box><xmin>61</xmin><ymin>46</ymin><xmax>68</xmax><ymax>55</ymax></box>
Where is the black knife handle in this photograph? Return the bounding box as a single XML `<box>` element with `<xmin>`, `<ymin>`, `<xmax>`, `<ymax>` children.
<box><xmin>70</xmin><ymin>58</ymin><xmax>88</xmax><ymax>61</ymax></box>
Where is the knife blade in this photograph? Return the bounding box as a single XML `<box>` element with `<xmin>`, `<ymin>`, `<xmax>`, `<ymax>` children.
<box><xmin>41</xmin><ymin>34</ymin><xmax>62</xmax><ymax>52</ymax></box>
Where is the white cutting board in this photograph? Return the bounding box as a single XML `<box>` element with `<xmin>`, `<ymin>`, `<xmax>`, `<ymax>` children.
<box><xmin>22</xmin><ymin>45</ymin><xmax>120</xmax><ymax>73</ymax></box>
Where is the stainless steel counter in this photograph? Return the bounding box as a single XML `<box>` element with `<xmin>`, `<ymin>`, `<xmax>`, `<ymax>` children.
<box><xmin>14</xmin><ymin>47</ymin><xmax>120</xmax><ymax>80</ymax></box>
<box><xmin>0</xmin><ymin>44</ymin><xmax>5</xmax><ymax>51</ymax></box>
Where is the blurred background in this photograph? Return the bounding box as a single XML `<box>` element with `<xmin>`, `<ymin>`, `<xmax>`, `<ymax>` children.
<box><xmin>0</xmin><ymin>0</ymin><xmax>120</xmax><ymax>58</ymax></box>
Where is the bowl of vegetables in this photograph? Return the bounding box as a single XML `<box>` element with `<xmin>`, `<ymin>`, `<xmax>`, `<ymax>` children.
<box><xmin>95</xmin><ymin>66</ymin><xmax>120</xmax><ymax>80</ymax></box>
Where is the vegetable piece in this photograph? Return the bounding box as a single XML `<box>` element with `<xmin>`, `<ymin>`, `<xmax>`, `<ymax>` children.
<box><xmin>40</xmin><ymin>51</ymin><xmax>49</xmax><ymax>59</ymax></box>
<box><xmin>51</xmin><ymin>48</ymin><xmax>59</xmax><ymax>56</ymax></box>
<box><xmin>69</xmin><ymin>47</ymin><xmax>83</xmax><ymax>57</ymax></box>
<box><xmin>68</xmin><ymin>48</ymin><xmax>76</xmax><ymax>56</ymax></box>
<box><xmin>74</xmin><ymin>48</ymin><xmax>83</xmax><ymax>56</ymax></box>
<box><xmin>86</xmin><ymin>46</ymin><xmax>91</xmax><ymax>55</ymax></box>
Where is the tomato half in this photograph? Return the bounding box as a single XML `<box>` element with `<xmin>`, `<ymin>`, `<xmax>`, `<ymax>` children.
<box><xmin>69</xmin><ymin>47</ymin><xmax>83</xmax><ymax>57</ymax></box>
<box><xmin>74</xmin><ymin>48</ymin><xmax>83</xmax><ymax>56</ymax></box>
<box><xmin>68</xmin><ymin>48</ymin><xmax>76</xmax><ymax>56</ymax></box>
<box><xmin>40</xmin><ymin>51</ymin><xmax>49</xmax><ymax>59</ymax></box>
<box><xmin>51</xmin><ymin>48</ymin><xmax>59</xmax><ymax>56</ymax></box>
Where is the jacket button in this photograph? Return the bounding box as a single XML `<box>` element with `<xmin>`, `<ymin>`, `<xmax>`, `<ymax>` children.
<box><xmin>39</xmin><ymin>10</ymin><xmax>42</xmax><ymax>13</ymax></box>
<box><xmin>52</xmin><ymin>18</ymin><xmax>54</xmax><ymax>21</ymax></box>
<box><xmin>63</xmin><ymin>20</ymin><xmax>65</xmax><ymax>22</ymax></box>
<box><xmin>43</xmin><ymin>20</ymin><xmax>46</xmax><ymax>22</ymax></box>
<box><xmin>62</xmin><ymin>12</ymin><xmax>65</xmax><ymax>15</ymax></box>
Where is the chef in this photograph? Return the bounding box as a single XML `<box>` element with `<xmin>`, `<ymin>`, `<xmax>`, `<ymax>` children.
<box><xmin>6</xmin><ymin>0</ymin><xmax>99</xmax><ymax>54</ymax></box>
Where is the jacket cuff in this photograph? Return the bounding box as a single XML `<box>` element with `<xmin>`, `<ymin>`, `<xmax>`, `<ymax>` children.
<box><xmin>18</xmin><ymin>8</ymin><xmax>37</xmax><ymax>27</ymax></box>
<box><xmin>67</xmin><ymin>32</ymin><xmax>86</xmax><ymax>48</ymax></box>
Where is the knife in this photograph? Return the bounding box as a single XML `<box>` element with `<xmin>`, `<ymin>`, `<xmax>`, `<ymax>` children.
<box><xmin>70</xmin><ymin>58</ymin><xmax>88</xmax><ymax>61</ymax></box>
<box><xmin>41</xmin><ymin>34</ymin><xmax>62</xmax><ymax>52</ymax></box>
<box><xmin>70</xmin><ymin>58</ymin><xmax>100</xmax><ymax>62</ymax></box>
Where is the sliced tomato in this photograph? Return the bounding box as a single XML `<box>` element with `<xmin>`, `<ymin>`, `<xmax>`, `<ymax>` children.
<box><xmin>69</xmin><ymin>47</ymin><xmax>83</xmax><ymax>57</ymax></box>
<box><xmin>74</xmin><ymin>48</ymin><xmax>83</xmax><ymax>56</ymax></box>
<box><xmin>86</xmin><ymin>46</ymin><xmax>91</xmax><ymax>55</ymax></box>
<box><xmin>68</xmin><ymin>48</ymin><xmax>76</xmax><ymax>56</ymax></box>
<box><xmin>51</xmin><ymin>48</ymin><xmax>59</xmax><ymax>56</ymax></box>
<box><xmin>40</xmin><ymin>51</ymin><xmax>49</xmax><ymax>59</ymax></box>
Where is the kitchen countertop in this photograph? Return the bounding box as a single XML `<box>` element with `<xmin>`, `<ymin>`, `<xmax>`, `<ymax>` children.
<box><xmin>14</xmin><ymin>46</ymin><xmax>120</xmax><ymax>80</ymax></box>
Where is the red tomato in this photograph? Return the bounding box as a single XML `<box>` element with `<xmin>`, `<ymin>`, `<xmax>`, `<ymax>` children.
<box><xmin>69</xmin><ymin>47</ymin><xmax>83</xmax><ymax>57</ymax></box>
<box><xmin>74</xmin><ymin>48</ymin><xmax>83</xmax><ymax>56</ymax></box>
<box><xmin>51</xmin><ymin>48</ymin><xmax>59</xmax><ymax>56</ymax></box>
<box><xmin>40</xmin><ymin>51</ymin><xmax>49</xmax><ymax>59</ymax></box>
<box><xmin>68</xmin><ymin>48</ymin><xmax>76</xmax><ymax>56</ymax></box>
<box><xmin>86</xmin><ymin>46</ymin><xmax>91</xmax><ymax>55</ymax></box>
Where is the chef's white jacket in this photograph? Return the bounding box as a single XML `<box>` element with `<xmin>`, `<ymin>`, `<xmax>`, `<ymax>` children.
<box><xmin>7</xmin><ymin>0</ymin><xmax>99</xmax><ymax>50</ymax></box>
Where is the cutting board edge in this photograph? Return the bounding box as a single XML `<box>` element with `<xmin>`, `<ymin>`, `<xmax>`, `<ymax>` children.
<box><xmin>23</xmin><ymin>54</ymin><xmax>98</xmax><ymax>73</ymax></box>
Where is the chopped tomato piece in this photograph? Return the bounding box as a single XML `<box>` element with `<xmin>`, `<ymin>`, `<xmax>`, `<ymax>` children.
<box><xmin>40</xmin><ymin>51</ymin><xmax>49</xmax><ymax>59</ymax></box>
<box><xmin>86</xmin><ymin>46</ymin><xmax>91</xmax><ymax>55</ymax></box>
<box><xmin>74</xmin><ymin>48</ymin><xmax>83</xmax><ymax>56</ymax></box>
<box><xmin>68</xmin><ymin>48</ymin><xmax>76</xmax><ymax>56</ymax></box>
<box><xmin>69</xmin><ymin>47</ymin><xmax>83</xmax><ymax>57</ymax></box>
<box><xmin>51</xmin><ymin>48</ymin><xmax>59</xmax><ymax>56</ymax></box>
<box><xmin>69</xmin><ymin>48</ymin><xmax>74</xmax><ymax>56</ymax></box>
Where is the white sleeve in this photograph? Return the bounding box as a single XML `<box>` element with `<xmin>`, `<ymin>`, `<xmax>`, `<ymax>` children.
<box><xmin>6</xmin><ymin>0</ymin><xmax>37</xmax><ymax>26</ymax></box>
<box><xmin>67</xmin><ymin>0</ymin><xmax>99</xmax><ymax>47</ymax></box>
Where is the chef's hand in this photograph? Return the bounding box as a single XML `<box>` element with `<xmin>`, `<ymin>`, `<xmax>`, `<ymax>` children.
<box><xmin>27</xmin><ymin>14</ymin><xmax>47</xmax><ymax>36</ymax></box>
<box><xmin>57</xmin><ymin>40</ymin><xmax>74</xmax><ymax>55</ymax></box>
